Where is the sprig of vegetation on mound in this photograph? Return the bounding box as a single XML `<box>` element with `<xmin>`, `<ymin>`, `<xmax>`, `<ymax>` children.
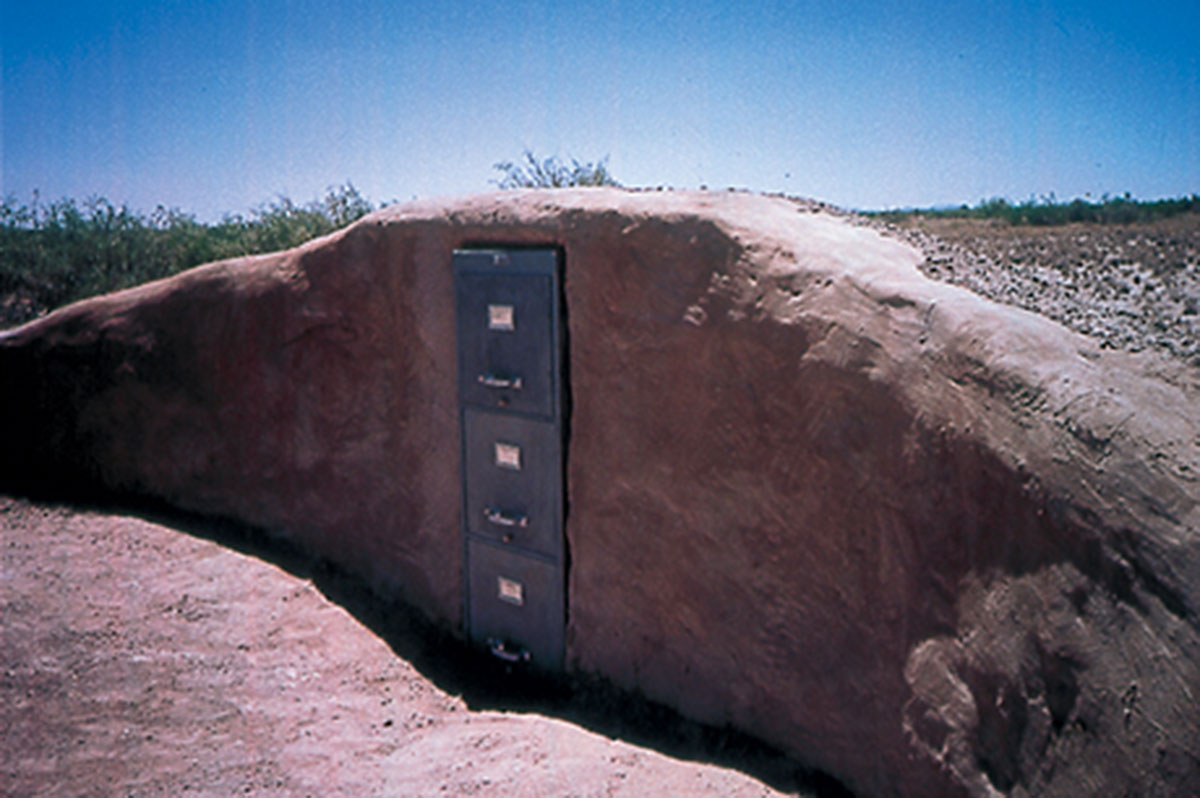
<box><xmin>870</xmin><ymin>193</ymin><xmax>1200</xmax><ymax>226</ymax></box>
<box><xmin>0</xmin><ymin>184</ymin><xmax>374</xmax><ymax>320</ymax></box>
<box><xmin>492</xmin><ymin>149</ymin><xmax>620</xmax><ymax>189</ymax></box>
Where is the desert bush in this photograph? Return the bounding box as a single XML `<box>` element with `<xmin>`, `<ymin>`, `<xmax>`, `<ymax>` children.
<box><xmin>0</xmin><ymin>184</ymin><xmax>375</xmax><ymax>321</ymax></box>
<box><xmin>872</xmin><ymin>193</ymin><xmax>1200</xmax><ymax>226</ymax></box>
<box><xmin>493</xmin><ymin>149</ymin><xmax>620</xmax><ymax>189</ymax></box>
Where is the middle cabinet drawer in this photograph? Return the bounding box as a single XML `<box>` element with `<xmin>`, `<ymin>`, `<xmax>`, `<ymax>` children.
<box><xmin>463</xmin><ymin>408</ymin><xmax>562</xmax><ymax>558</ymax></box>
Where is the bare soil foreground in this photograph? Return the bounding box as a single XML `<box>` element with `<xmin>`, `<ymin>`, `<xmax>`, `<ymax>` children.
<box><xmin>1</xmin><ymin>495</ymin><xmax>832</xmax><ymax>797</ymax></box>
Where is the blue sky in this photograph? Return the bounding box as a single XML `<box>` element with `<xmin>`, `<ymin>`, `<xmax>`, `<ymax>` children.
<box><xmin>3</xmin><ymin>0</ymin><xmax>1197</xmax><ymax>220</ymax></box>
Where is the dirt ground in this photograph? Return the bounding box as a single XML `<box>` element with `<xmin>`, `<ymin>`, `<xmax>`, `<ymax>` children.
<box><xmin>1</xmin><ymin>495</ymin><xmax>836</xmax><ymax>797</ymax></box>
<box><xmin>875</xmin><ymin>212</ymin><xmax>1200</xmax><ymax>365</ymax></box>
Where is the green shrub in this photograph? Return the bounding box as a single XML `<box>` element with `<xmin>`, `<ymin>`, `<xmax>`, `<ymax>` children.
<box><xmin>492</xmin><ymin>149</ymin><xmax>620</xmax><ymax>189</ymax></box>
<box><xmin>0</xmin><ymin>183</ymin><xmax>375</xmax><ymax>319</ymax></box>
<box><xmin>870</xmin><ymin>193</ymin><xmax>1200</xmax><ymax>226</ymax></box>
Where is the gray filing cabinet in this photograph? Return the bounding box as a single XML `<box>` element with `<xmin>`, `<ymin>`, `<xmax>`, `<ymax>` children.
<box><xmin>454</xmin><ymin>248</ymin><xmax>565</xmax><ymax>671</ymax></box>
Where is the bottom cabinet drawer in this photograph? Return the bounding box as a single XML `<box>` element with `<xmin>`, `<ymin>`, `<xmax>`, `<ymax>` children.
<box><xmin>467</xmin><ymin>539</ymin><xmax>564</xmax><ymax>672</ymax></box>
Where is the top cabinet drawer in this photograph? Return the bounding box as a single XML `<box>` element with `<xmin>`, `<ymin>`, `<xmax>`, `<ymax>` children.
<box><xmin>454</xmin><ymin>250</ymin><xmax>561</xmax><ymax>419</ymax></box>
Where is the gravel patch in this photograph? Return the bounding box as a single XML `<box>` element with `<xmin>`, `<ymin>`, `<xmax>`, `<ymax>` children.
<box><xmin>859</xmin><ymin>213</ymin><xmax>1200</xmax><ymax>366</ymax></box>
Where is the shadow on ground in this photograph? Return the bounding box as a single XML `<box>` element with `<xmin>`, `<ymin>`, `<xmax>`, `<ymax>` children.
<box><xmin>30</xmin><ymin>491</ymin><xmax>854</xmax><ymax>797</ymax></box>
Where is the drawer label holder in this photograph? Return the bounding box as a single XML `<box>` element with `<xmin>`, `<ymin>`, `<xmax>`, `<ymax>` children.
<box><xmin>488</xmin><ymin>303</ymin><xmax>515</xmax><ymax>331</ymax></box>
<box><xmin>497</xmin><ymin>576</ymin><xmax>525</xmax><ymax>606</ymax></box>
<box><xmin>494</xmin><ymin>441</ymin><xmax>522</xmax><ymax>470</ymax></box>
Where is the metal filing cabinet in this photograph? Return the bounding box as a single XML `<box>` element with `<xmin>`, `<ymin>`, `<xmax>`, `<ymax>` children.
<box><xmin>454</xmin><ymin>248</ymin><xmax>565</xmax><ymax>671</ymax></box>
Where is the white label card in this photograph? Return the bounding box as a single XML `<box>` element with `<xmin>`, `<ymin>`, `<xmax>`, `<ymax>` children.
<box><xmin>494</xmin><ymin>442</ymin><xmax>522</xmax><ymax>470</ymax></box>
<box><xmin>497</xmin><ymin>576</ymin><xmax>524</xmax><ymax>606</ymax></box>
<box><xmin>488</xmin><ymin>304</ymin><xmax>515</xmax><ymax>331</ymax></box>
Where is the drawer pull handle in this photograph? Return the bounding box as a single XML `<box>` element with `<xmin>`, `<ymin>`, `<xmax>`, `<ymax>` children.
<box><xmin>487</xmin><ymin>637</ymin><xmax>531</xmax><ymax>664</ymax></box>
<box><xmin>485</xmin><ymin>508</ymin><xmax>529</xmax><ymax>528</ymax></box>
<box><xmin>478</xmin><ymin>373</ymin><xmax>523</xmax><ymax>390</ymax></box>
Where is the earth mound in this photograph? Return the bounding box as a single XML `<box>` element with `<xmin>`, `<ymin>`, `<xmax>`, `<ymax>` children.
<box><xmin>2</xmin><ymin>188</ymin><xmax>1197</xmax><ymax>796</ymax></box>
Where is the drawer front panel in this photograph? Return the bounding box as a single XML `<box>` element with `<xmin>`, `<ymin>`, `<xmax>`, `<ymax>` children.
<box><xmin>467</xmin><ymin>540</ymin><xmax>564</xmax><ymax>671</ymax></box>
<box><xmin>463</xmin><ymin>409</ymin><xmax>562</xmax><ymax>557</ymax></box>
<box><xmin>455</xmin><ymin>272</ymin><xmax>556</xmax><ymax>418</ymax></box>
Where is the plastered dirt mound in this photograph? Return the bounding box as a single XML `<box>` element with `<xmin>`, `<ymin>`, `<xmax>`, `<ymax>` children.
<box><xmin>2</xmin><ymin>188</ymin><xmax>1198</xmax><ymax>797</ymax></box>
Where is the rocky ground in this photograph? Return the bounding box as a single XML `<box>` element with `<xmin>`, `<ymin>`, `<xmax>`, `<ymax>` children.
<box><xmin>867</xmin><ymin>212</ymin><xmax>1200</xmax><ymax>366</ymax></box>
<box><xmin>1</xmin><ymin>496</ymin><xmax>831</xmax><ymax>797</ymax></box>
